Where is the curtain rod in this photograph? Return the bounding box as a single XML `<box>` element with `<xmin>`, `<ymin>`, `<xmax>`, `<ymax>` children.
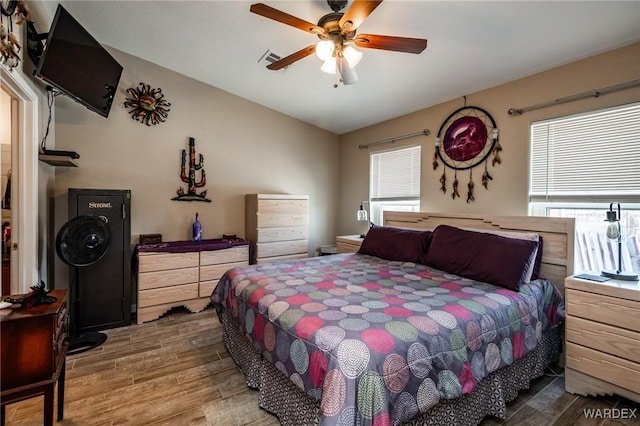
<box><xmin>358</xmin><ymin>129</ymin><xmax>430</xmax><ymax>150</ymax></box>
<box><xmin>508</xmin><ymin>79</ymin><xmax>640</xmax><ymax>116</ymax></box>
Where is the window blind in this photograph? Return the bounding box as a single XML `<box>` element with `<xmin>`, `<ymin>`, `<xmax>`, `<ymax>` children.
<box><xmin>529</xmin><ymin>103</ymin><xmax>640</xmax><ymax>202</ymax></box>
<box><xmin>370</xmin><ymin>145</ymin><xmax>421</xmax><ymax>201</ymax></box>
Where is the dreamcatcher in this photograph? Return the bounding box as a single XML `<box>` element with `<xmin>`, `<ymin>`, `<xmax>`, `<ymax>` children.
<box><xmin>432</xmin><ymin>103</ymin><xmax>501</xmax><ymax>202</ymax></box>
<box><xmin>0</xmin><ymin>1</ymin><xmax>31</xmax><ymax>69</ymax></box>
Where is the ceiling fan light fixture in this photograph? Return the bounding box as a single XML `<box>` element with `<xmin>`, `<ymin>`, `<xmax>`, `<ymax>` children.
<box><xmin>316</xmin><ymin>40</ymin><xmax>335</xmax><ymax>61</ymax></box>
<box><xmin>343</xmin><ymin>45</ymin><xmax>363</xmax><ymax>68</ymax></box>
<box><xmin>250</xmin><ymin>1</ymin><xmax>427</xmax><ymax>83</ymax></box>
<box><xmin>321</xmin><ymin>57</ymin><xmax>337</xmax><ymax>74</ymax></box>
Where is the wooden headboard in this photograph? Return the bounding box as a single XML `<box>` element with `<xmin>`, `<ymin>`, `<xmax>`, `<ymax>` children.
<box><xmin>383</xmin><ymin>211</ymin><xmax>575</xmax><ymax>295</ymax></box>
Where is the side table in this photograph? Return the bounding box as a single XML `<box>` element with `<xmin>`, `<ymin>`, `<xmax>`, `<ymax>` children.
<box><xmin>336</xmin><ymin>235</ymin><xmax>364</xmax><ymax>253</ymax></box>
<box><xmin>1</xmin><ymin>289</ymin><xmax>69</xmax><ymax>425</ymax></box>
<box><xmin>564</xmin><ymin>275</ymin><xmax>639</xmax><ymax>403</ymax></box>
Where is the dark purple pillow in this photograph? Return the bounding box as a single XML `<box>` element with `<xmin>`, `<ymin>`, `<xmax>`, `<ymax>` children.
<box><xmin>359</xmin><ymin>226</ymin><xmax>432</xmax><ymax>263</ymax></box>
<box><xmin>421</xmin><ymin>225</ymin><xmax>539</xmax><ymax>290</ymax></box>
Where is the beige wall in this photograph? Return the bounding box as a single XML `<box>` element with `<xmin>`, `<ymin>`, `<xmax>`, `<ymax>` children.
<box><xmin>52</xmin><ymin>48</ymin><xmax>340</xmax><ymax>289</ymax></box>
<box><xmin>338</xmin><ymin>42</ymin><xmax>640</xmax><ymax>235</ymax></box>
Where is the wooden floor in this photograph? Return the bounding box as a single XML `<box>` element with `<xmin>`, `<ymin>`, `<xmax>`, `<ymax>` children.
<box><xmin>4</xmin><ymin>307</ymin><xmax>638</xmax><ymax>426</ymax></box>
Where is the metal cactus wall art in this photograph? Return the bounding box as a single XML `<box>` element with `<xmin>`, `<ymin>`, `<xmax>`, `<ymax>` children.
<box><xmin>172</xmin><ymin>137</ymin><xmax>211</xmax><ymax>202</ymax></box>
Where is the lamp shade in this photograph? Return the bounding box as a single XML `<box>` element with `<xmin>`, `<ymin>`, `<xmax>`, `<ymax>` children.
<box><xmin>605</xmin><ymin>222</ymin><xmax>621</xmax><ymax>240</ymax></box>
<box><xmin>343</xmin><ymin>45</ymin><xmax>363</xmax><ymax>68</ymax></box>
<box><xmin>321</xmin><ymin>57</ymin><xmax>337</xmax><ymax>74</ymax></box>
<box><xmin>316</xmin><ymin>40</ymin><xmax>334</xmax><ymax>61</ymax></box>
<box><xmin>357</xmin><ymin>203</ymin><xmax>368</xmax><ymax>222</ymax></box>
<box><xmin>601</xmin><ymin>202</ymin><xmax>638</xmax><ymax>281</ymax></box>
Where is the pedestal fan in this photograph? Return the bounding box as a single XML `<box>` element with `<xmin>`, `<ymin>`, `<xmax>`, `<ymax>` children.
<box><xmin>56</xmin><ymin>215</ymin><xmax>111</xmax><ymax>355</ymax></box>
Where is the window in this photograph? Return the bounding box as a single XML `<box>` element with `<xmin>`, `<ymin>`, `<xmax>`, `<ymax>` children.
<box><xmin>369</xmin><ymin>145</ymin><xmax>421</xmax><ymax>225</ymax></box>
<box><xmin>529</xmin><ymin>103</ymin><xmax>640</xmax><ymax>273</ymax></box>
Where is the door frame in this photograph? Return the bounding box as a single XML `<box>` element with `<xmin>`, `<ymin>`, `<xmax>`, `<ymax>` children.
<box><xmin>1</xmin><ymin>66</ymin><xmax>40</xmax><ymax>294</ymax></box>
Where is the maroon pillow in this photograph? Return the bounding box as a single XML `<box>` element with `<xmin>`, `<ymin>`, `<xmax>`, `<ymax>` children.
<box><xmin>359</xmin><ymin>226</ymin><xmax>432</xmax><ymax>263</ymax></box>
<box><xmin>421</xmin><ymin>225</ymin><xmax>539</xmax><ymax>290</ymax></box>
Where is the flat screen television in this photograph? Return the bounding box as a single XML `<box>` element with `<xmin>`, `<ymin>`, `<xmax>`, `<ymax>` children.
<box><xmin>34</xmin><ymin>5</ymin><xmax>123</xmax><ymax>118</ymax></box>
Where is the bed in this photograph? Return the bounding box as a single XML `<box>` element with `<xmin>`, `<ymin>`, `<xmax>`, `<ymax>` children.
<box><xmin>211</xmin><ymin>212</ymin><xmax>575</xmax><ymax>426</ymax></box>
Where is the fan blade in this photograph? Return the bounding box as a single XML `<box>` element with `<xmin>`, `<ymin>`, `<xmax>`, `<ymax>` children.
<box><xmin>266</xmin><ymin>45</ymin><xmax>316</xmax><ymax>70</ymax></box>
<box><xmin>250</xmin><ymin>3</ymin><xmax>325</xmax><ymax>35</ymax></box>
<box><xmin>339</xmin><ymin>1</ymin><xmax>383</xmax><ymax>32</ymax></box>
<box><xmin>354</xmin><ymin>34</ymin><xmax>427</xmax><ymax>54</ymax></box>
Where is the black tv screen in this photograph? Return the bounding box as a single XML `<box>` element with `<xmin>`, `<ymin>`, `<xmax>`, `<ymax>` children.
<box><xmin>35</xmin><ymin>5</ymin><xmax>123</xmax><ymax>118</ymax></box>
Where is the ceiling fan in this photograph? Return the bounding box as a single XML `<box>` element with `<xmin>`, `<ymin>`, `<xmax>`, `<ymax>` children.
<box><xmin>250</xmin><ymin>0</ymin><xmax>427</xmax><ymax>85</ymax></box>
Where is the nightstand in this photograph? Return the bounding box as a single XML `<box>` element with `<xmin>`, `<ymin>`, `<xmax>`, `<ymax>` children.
<box><xmin>336</xmin><ymin>235</ymin><xmax>364</xmax><ymax>253</ymax></box>
<box><xmin>564</xmin><ymin>275</ymin><xmax>640</xmax><ymax>403</ymax></box>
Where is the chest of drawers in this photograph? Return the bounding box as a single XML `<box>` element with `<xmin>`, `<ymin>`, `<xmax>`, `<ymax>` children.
<box><xmin>245</xmin><ymin>194</ymin><xmax>309</xmax><ymax>264</ymax></box>
<box><xmin>1</xmin><ymin>289</ymin><xmax>69</xmax><ymax>425</ymax></box>
<box><xmin>136</xmin><ymin>240</ymin><xmax>249</xmax><ymax>323</ymax></box>
<box><xmin>564</xmin><ymin>275</ymin><xmax>640</xmax><ymax>403</ymax></box>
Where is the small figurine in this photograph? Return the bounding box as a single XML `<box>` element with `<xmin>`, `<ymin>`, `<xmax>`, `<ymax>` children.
<box><xmin>192</xmin><ymin>212</ymin><xmax>202</xmax><ymax>241</ymax></box>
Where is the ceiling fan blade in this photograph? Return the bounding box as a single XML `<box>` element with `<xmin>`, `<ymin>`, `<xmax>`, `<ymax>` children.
<box><xmin>339</xmin><ymin>1</ymin><xmax>383</xmax><ymax>32</ymax></box>
<box><xmin>266</xmin><ymin>45</ymin><xmax>316</xmax><ymax>70</ymax></box>
<box><xmin>354</xmin><ymin>34</ymin><xmax>427</xmax><ymax>54</ymax></box>
<box><xmin>250</xmin><ymin>3</ymin><xmax>325</xmax><ymax>35</ymax></box>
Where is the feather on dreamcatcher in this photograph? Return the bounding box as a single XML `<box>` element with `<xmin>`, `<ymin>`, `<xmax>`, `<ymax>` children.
<box><xmin>432</xmin><ymin>102</ymin><xmax>501</xmax><ymax>202</ymax></box>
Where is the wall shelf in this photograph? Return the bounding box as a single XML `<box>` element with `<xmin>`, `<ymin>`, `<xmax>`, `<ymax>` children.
<box><xmin>39</xmin><ymin>154</ymin><xmax>78</xmax><ymax>167</ymax></box>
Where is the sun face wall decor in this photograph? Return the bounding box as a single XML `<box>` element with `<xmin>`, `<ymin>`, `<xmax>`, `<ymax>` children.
<box><xmin>124</xmin><ymin>82</ymin><xmax>171</xmax><ymax>126</ymax></box>
<box><xmin>432</xmin><ymin>105</ymin><xmax>502</xmax><ymax>202</ymax></box>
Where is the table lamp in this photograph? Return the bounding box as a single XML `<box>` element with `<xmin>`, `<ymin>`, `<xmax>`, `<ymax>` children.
<box><xmin>357</xmin><ymin>202</ymin><xmax>369</xmax><ymax>238</ymax></box>
<box><xmin>601</xmin><ymin>203</ymin><xmax>638</xmax><ymax>281</ymax></box>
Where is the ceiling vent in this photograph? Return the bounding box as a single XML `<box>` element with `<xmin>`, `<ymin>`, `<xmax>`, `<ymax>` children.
<box><xmin>258</xmin><ymin>50</ymin><xmax>288</xmax><ymax>72</ymax></box>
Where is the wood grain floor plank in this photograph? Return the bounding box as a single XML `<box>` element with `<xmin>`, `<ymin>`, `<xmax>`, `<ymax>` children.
<box><xmin>527</xmin><ymin>377</ymin><xmax>580</xmax><ymax>417</ymax></box>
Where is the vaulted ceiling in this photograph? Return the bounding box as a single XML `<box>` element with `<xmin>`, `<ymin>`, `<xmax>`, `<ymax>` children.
<box><xmin>34</xmin><ymin>1</ymin><xmax>640</xmax><ymax>134</ymax></box>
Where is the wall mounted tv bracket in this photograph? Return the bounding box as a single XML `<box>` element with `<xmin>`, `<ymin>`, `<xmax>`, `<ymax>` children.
<box><xmin>26</xmin><ymin>21</ymin><xmax>47</xmax><ymax>66</ymax></box>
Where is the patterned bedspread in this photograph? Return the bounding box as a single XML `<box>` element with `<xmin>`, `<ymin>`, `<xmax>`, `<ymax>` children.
<box><xmin>211</xmin><ymin>253</ymin><xmax>565</xmax><ymax>426</ymax></box>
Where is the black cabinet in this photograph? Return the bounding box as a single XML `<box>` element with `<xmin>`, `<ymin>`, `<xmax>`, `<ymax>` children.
<box><xmin>68</xmin><ymin>188</ymin><xmax>131</xmax><ymax>331</ymax></box>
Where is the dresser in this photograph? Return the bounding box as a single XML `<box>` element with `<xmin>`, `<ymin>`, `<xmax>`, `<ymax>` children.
<box><xmin>564</xmin><ymin>275</ymin><xmax>640</xmax><ymax>403</ymax></box>
<box><xmin>336</xmin><ymin>235</ymin><xmax>364</xmax><ymax>253</ymax></box>
<box><xmin>136</xmin><ymin>239</ymin><xmax>249</xmax><ymax>324</ymax></box>
<box><xmin>245</xmin><ymin>194</ymin><xmax>309</xmax><ymax>264</ymax></box>
<box><xmin>1</xmin><ymin>289</ymin><xmax>69</xmax><ymax>426</ymax></box>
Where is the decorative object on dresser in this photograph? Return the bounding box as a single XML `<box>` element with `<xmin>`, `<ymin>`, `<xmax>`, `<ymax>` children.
<box><xmin>135</xmin><ymin>239</ymin><xmax>249</xmax><ymax>324</ymax></box>
<box><xmin>192</xmin><ymin>212</ymin><xmax>203</xmax><ymax>241</ymax></box>
<box><xmin>245</xmin><ymin>194</ymin><xmax>309</xmax><ymax>264</ymax></box>
<box><xmin>1</xmin><ymin>289</ymin><xmax>68</xmax><ymax>426</ymax></box>
<box><xmin>172</xmin><ymin>137</ymin><xmax>211</xmax><ymax>203</ymax></box>
<box><xmin>565</xmin><ymin>275</ymin><xmax>640</xmax><ymax>403</ymax></box>
<box><xmin>335</xmin><ymin>234</ymin><xmax>363</xmax><ymax>253</ymax></box>
<box><xmin>139</xmin><ymin>233</ymin><xmax>162</xmax><ymax>245</ymax></box>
